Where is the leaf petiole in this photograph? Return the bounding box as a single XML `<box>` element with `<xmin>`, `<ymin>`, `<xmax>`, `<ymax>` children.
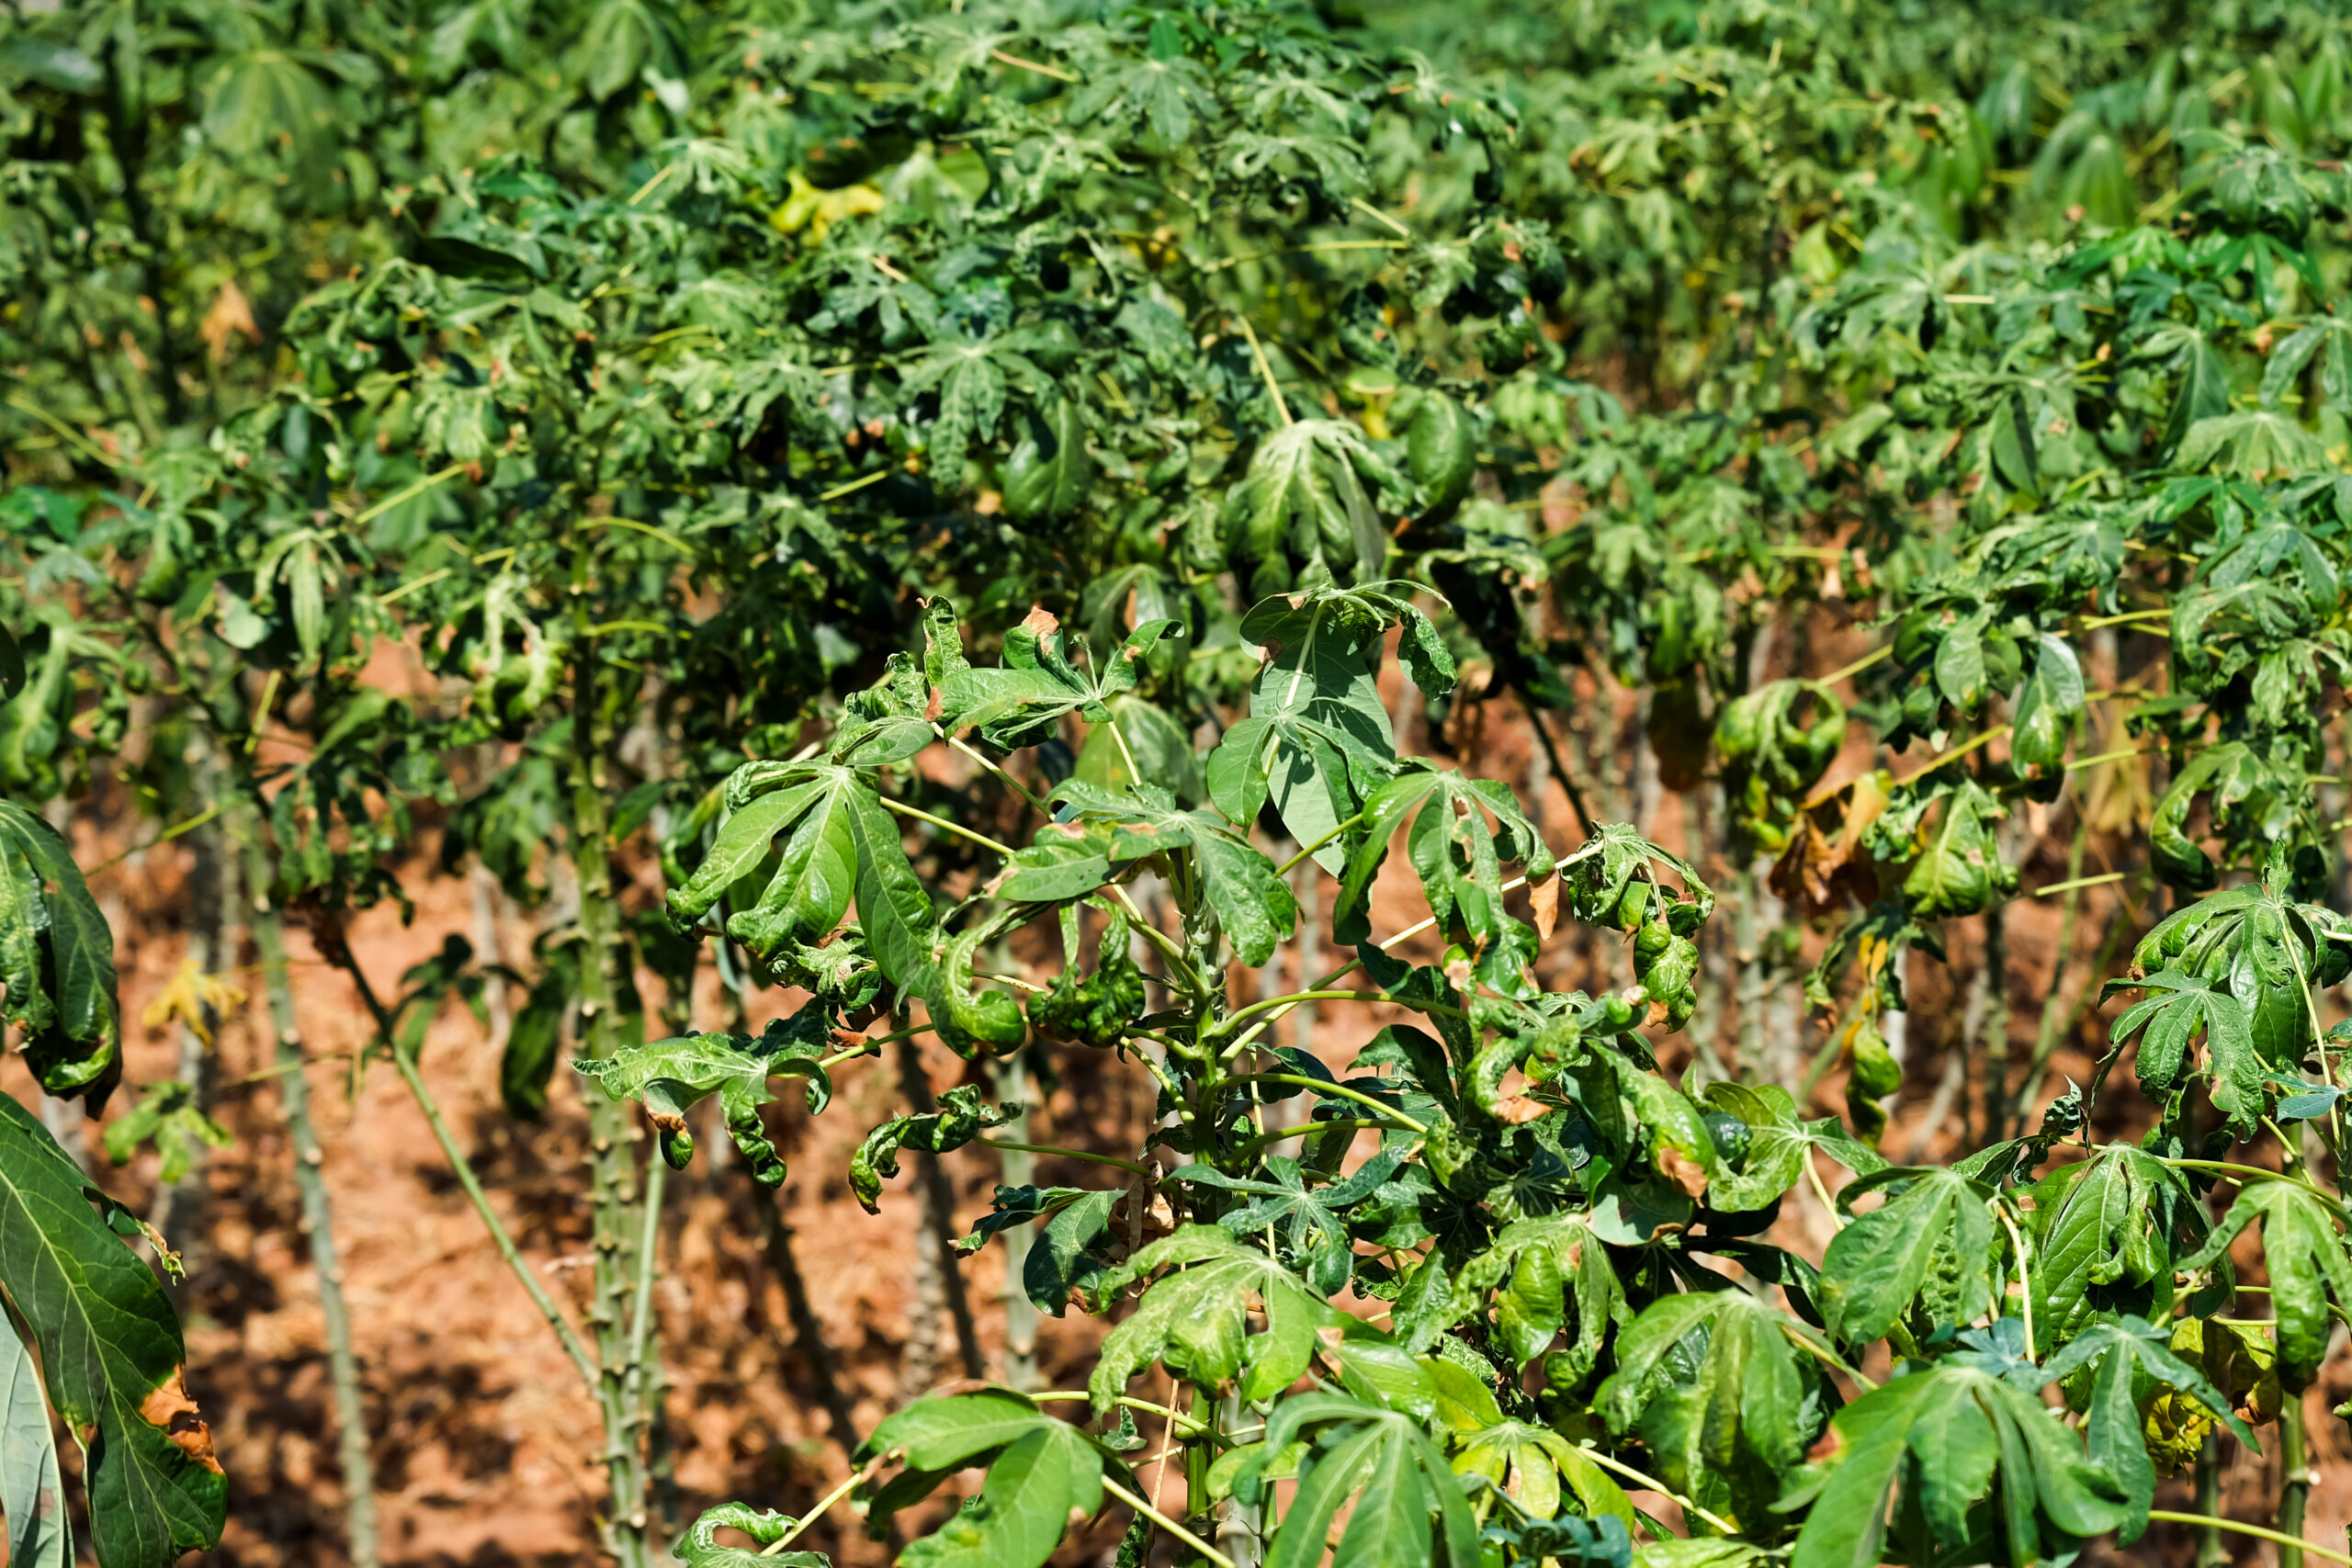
<box><xmin>1220</xmin><ymin>1073</ymin><xmax>1430</xmax><ymax>1135</ymax></box>
<box><xmin>762</xmin><ymin>1467</ymin><xmax>864</xmax><ymax>1556</ymax></box>
<box><xmin>1220</xmin><ymin>988</ymin><xmax>1466</xmax><ymax>1031</ymax></box>
<box><xmin>2144</xmin><ymin>1512</ymin><xmax>2352</xmax><ymax>1566</ymax></box>
<box><xmin>1102</xmin><ymin>1474</ymin><xmax>1239</xmax><ymax>1568</ymax></box>
<box><xmin>977</xmin><ymin>1138</ymin><xmax>1155</xmax><ymax>1179</ymax></box>
<box><xmin>1570</xmin><ymin>1446</ymin><xmax>1740</xmax><ymax>1536</ymax></box>
<box><xmin>875</xmin><ymin>794</ymin><xmax>1015</xmax><ymax>857</ymax></box>
<box><xmin>1276</xmin><ymin>812</ymin><xmax>1363</xmax><ymax>876</ymax></box>
<box><xmin>2160</xmin><ymin>1158</ymin><xmax>2344</xmax><ymax>1211</ymax></box>
<box><xmin>820</xmin><ymin>1020</ymin><xmax>937</xmax><ymax>1070</ymax></box>
<box><xmin>1217</xmin><ymin>874</ymin><xmax>1530</xmax><ymax>1059</ymax></box>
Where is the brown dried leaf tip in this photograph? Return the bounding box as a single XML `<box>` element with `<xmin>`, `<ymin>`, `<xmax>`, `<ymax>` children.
<box><xmin>1657</xmin><ymin>1145</ymin><xmax>1710</xmax><ymax>1201</ymax></box>
<box><xmin>1527</xmin><ymin>868</ymin><xmax>1559</xmax><ymax>942</ymax></box>
<box><xmin>140</xmin><ymin>1369</ymin><xmax>224</xmax><ymax>1474</ymax></box>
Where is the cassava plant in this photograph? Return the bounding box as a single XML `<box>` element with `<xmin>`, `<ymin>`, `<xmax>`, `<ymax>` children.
<box><xmin>21</xmin><ymin>0</ymin><xmax>2352</xmax><ymax>1565</ymax></box>
<box><xmin>604</xmin><ymin>570</ymin><xmax>2352</xmax><ymax>1568</ymax></box>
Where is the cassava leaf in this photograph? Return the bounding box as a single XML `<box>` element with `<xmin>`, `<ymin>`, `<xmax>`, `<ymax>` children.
<box><xmin>848</xmin><ymin>1086</ymin><xmax>1011</xmax><ymax>1213</ymax></box>
<box><xmin>1597</xmin><ymin>1289</ymin><xmax>1824</xmax><ymax>1527</ymax></box>
<box><xmin>2176</xmin><ymin>1179</ymin><xmax>2352</xmax><ymax>1390</ymax></box>
<box><xmin>573</xmin><ymin>1011</ymin><xmax>833</xmax><ymax>1185</ymax></box>
<box><xmin>1816</xmin><ymin>1166</ymin><xmax>1996</xmax><ymax>1346</ymax></box>
<box><xmin>1779</xmin><ymin>1365</ymin><xmax>2127</xmax><ymax>1568</ymax></box>
<box><xmin>0</xmin><ymin>1096</ymin><xmax>225</xmax><ymax>1568</ymax></box>
<box><xmin>1087</xmin><ymin>1225</ymin><xmax>1339</xmax><ymax>1410</ymax></box>
<box><xmin>0</xmin><ymin>800</ymin><xmax>121</xmax><ymax>1107</ymax></box>
<box><xmin>1</xmin><ymin>1310</ymin><xmax>68</xmax><ymax>1568</ymax></box>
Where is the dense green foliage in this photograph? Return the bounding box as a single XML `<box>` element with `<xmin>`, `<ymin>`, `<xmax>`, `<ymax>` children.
<box><xmin>15</xmin><ymin>0</ymin><xmax>2352</xmax><ymax>1564</ymax></box>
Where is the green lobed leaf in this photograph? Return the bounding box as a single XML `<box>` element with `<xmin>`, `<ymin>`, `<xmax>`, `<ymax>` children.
<box><xmin>0</xmin><ymin>1095</ymin><xmax>225</xmax><ymax>1568</ymax></box>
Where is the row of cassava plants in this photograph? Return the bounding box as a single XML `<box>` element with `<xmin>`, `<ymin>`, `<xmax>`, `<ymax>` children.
<box><xmin>11</xmin><ymin>0</ymin><xmax>2352</xmax><ymax>1562</ymax></box>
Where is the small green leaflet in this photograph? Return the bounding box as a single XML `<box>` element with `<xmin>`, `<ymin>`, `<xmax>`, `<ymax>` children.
<box><xmin>1778</xmin><ymin>1365</ymin><xmax>2127</xmax><ymax>1568</ymax></box>
<box><xmin>848</xmin><ymin>1086</ymin><xmax>1010</xmax><ymax>1213</ymax></box>
<box><xmin>1000</xmin><ymin>396</ymin><xmax>1093</xmax><ymax>522</ymax></box>
<box><xmin>1234</xmin><ymin>1392</ymin><xmax>1480</xmax><ymax>1568</ymax></box>
<box><xmin>1816</xmin><ymin>1166</ymin><xmax>1996</xmax><ymax>1347</ymax></box>
<box><xmin>1172</xmin><ymin>1150</ymin><xmax>1400</xmax><ymax>1296</ymax></box>
<box><xmin>1331</xmin><ymin>762</ymin><xmax>1556</xmax><ymax>960</ymax></box>
<box><xmin>1899</xmin><ymin>778</ymin><xmax>2017</xmax><ymax>919</ymax></box>
<box><xmin>671</xmin><ymin>1503</ymin><xmax>826</xmax><ymax>1567</ymax></box>
<box><xmin>573</xmin><ymin>1013</ymin><xmax>832</xmax><ymax>1186</ymax></box>
<box><xmin>100</xmin><ymin>1080</ymin><xmax>232</xmax><ymax>1184</ymax></box>
<box><xmin>939</xmin><ymin>608</ymin><xmax>1184</xmax><ymax>750</ymax></box>
<box><xmin>1430</xmin><ymin>1358</ymin><xmax>1633</xmax><ymax>1528</ymax></box>
<box><xmin>1436</xmin><ymin>1213</ymin><xmax>1624</xmax><ymax>1373</ymax></box>
<box><xmin>1086</xmin><ymin>1225</ymin><xmax>1338</xmax><ymax>1411</ymax></box>
<box><xmin>1700</xmin><ymin>1082</ymin><xmax>1888</xmax><ymax>1214</ymax></box>
<box><xmin>2040</xmin><ymin>1315</ymin><xmax>2257</xmax><ymax>1541</ymax></box>
<box><xmin>1597</xmin><ymin>1290</ymin><xmax>1822</xmax><ymax>1529</ymax></box>
<box><xmin>1225</xmin><ymin>418</ymin><xmax>1394</xmax><ymax>596</ymax></box>
<box><xmin>1001</xmin><ymin>782</ymin><xmax>1297</xmax><ymax>966</ymax></box>
<box><xmin>2007</xmin><ymin>633</ymin><xmax>2082</xmax><ymax>773</ymax></box>
<box><xmin>665</xmin><ymin>761</ymin><xmax>936</xmax><ymax>991</ymax></box>
<box><xmin>1209</xmin><ymin>582</ymin><xmax>1454</xmax><ymax>870</ymax></box>
<box><xmin>860</xmin><ymin>1393</ymin><xmax>1111</xmax><ymax>1568</ymax></box>
<box><xmin>956</xmin><ymin>1185</ymin><xmax>1125</xmax><ymax>1314</ymax></box>
<box><xmin>2259</xmin><ymin>315</ymin><xmax>2352</xmax><ymax>417</ymax></box>
<box><xmin>2108</xmin><ymin>970</ymin><xmax>2261</xmax><ymax>1132</ymax></box>
<box><xmin>2020</xmin><ymin>1144</ymin><xmax>2207</xmax><ymax>1354</ymax></box>
<box><xmin>2176</xmin><ymin>1178</ymin><xmax>2352</xmax><ymax>1390</ymax></box>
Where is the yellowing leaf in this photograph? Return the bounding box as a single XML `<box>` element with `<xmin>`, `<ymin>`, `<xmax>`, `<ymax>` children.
<box><xmin>769</xmin><ymin>172</ymin><xmax>885</xmax><ymax>240</ymax></box>
<box><xmin>140</xmin><ymin>959</ymin><xmax>246</xmax><ymax>1049</ymax></box>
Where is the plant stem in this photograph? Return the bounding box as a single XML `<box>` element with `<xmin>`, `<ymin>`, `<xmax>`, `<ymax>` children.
<box><xmin>1816</xmin><ymin>642</ymin><xmax>1894</xmax><ymax>687</ymax></box>
<box><xmin>1781</xmin><ymin>1324</ymin><xmax>1877</xmax><ymax>1390</ymax></box>
<box><xmin>819</xmin><ymin>1020</ymin><xmax>936</xmax><ymax>1070</ymax></box>
<box><xmin>991</xmin><ymin>1052</ymin><xmax>1040</xmax><ymax>1393</ymax></box>
<box><xmin>1031</xmin><ymin>1392</ymin><xmax>1211</xmax><ymax>1434</ymax></box>
<box><xmin>1220</xmin><ymin>988</ymin><xmax>1466</xmax><ymax>1032</ymax></box>
<box><xmin>2011</xmin><ymin>810</ymin><xmax>2091</xmax><ymax>1122</ymax></box>
<box><xmin>1233</xmin><ymin>315</ymin><xmax>1292</xmax><ymax>429</ymax></box>
<box><xmin>876</xmin><ymin>794</ymin><xmax>1014</xmax><ymax>857</ymax></box>
<box><xmin>571</xmin><ymin>577</ymin><xmax>659</xmax><ymax>1566</ymax></box>
<box><xmin>2279</xmin><ymin>1391</ymin><xmax>2312</xmax><ymax>1568</ymax></box>
<box><xmin>1276</xmin><ymin>814</ymin><xmax>1362</xmax><ymax>876</ymax></box>
<box><xmin>1995</xmin><ymin>1201</ymin><xmax>2035</xmax><ymax>1357</ymax></box>
<box><xmin>1804</xmin><ymin>1150</ymin><xmax>1846</xmax><ymax>1234</ymax></box>
<box><xmin>1214</xmin><ymin>877</ymin><xmax>1531</xmax><ymax>1060</ymax></box>
<box><xmin>621</xmin><ymin>1156</ymin><xmax>667</xmax><ymax>1430</ymax></box>
<box><xmin>1519</xmin><ymin>692</ymin><xmax>1596</xmax><ymax>840</ymax></box>
<box><xmin>763</xmin><ymin>1468</ymin><xmax>865</xmax><ymax>1557</ymax></box>
<box><xmin>1980</xmin><ymin>884</ymin><xmax>2012</xmax><ymax>1145</ymax></box>
<box><xmin>384</xmin><ymin>1043</ymin><xmax>600</xmax><ymax>1386</ymax></box>
<box><xmin>941</xmin><ymin>728</ymin><xmax>1052</xmax><ymax>816</ymax></box>
<box><xmin>251</xmin><ymin>882</ymin><xmax>379</xmax><ymax>1568</ymax></box>
<box><xmin>1214</xmin><ymin>1389</ymin><xmax>1261</xmax><ymax>1568</ymax></box>
<box><xmin>1231</xmin><ymin>1118</ymin><xmax>1389</xmax><ymax>1161</ymax></box>
<box><xmin>2192</xmin><ymin>1436</ymin><xmax>2228</xmax><ymax>1568</ymax></box>
<box><xmin>2162</xmin><ymin>1159</ymin><xmax>2342</xmax><ymax>1206</ymax></box>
